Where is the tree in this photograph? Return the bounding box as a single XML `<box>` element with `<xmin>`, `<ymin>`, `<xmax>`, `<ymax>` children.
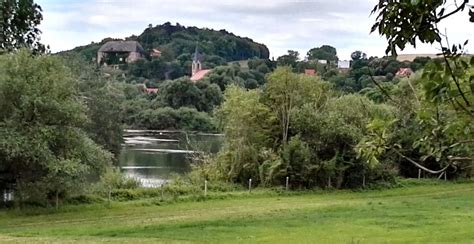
<box><xmin>62</xmin><ymin>54</ymin><xmax>125</xmax><ymax>160</ymax></box>
<box><xmin>0</xmin><ymin>50</ymin><xmax>112</xmax><ymax>206</ymax></box>
<box><xmin>161</xmin><ymin>77</ymin><xmax>222</xmax><ymax>113</ymax></box>
<box><xmin>277</xmin><ymin>50</ymin><xmax>300</xmax><ymax>68</ymax></box>
<box><xmin>371</xmin><ymin>0</ymin><xmax>473</xmax><ymax>55</ymax></box>
<box><xmin>307</xmin><ymin>45</ymin><xmax>338</xmax><ymax>62</ymax></box>
<box><xmin>265</xmin><ymin>67</ymin><xmax>331</xmax><ymax>144</ymax></box>
<box><xmin>351</xmin><ymin>51</ymin><xmax>367</xmax><ymax>61</ymax></box>
<box><xmin>214</xmin><ymin>85</ymin><xmax>277</xmax><ymax>183</ymax></box>
<box><xmin>368</xmin><ymin>0</ymin><xmax>474</xmax><ymax>176</ymax></box>
<box><xmin>0</xmin><ymin>0</ymin><xmax>47</xmax><ymax>54</ymax></box>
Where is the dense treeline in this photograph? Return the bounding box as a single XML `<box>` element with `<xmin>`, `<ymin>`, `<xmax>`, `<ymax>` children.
<box><xmin>191</xmin><ymin>64</ymin><xmax>473</xmax><ymax>189</ymax></box>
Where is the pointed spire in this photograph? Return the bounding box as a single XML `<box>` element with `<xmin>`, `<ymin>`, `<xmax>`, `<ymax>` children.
<box><xmin>193</xmin><ymin>42</ymin><xmax>200</xmax><ymax>62</ymax></box>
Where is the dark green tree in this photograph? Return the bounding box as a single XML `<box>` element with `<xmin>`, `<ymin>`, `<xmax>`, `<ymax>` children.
<box><xmin>0</xmin><ymin>0</ymin><xmax>46</xmax><ymax>54</ymax></box>
<box><xmin>0</xmin><ymin>51</ymin><xmax>112</xmax><ymax>206</ymax></box>
<box><xmin>307</xmin><ymin>45</ymin><xmax>338</xmax><ymax>62</ymax></box>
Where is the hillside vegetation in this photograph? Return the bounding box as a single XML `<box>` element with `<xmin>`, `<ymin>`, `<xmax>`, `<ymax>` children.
<box><xmin>64</xmin><ymin>22</ymin><xmax>268</xmax><ymax>67</ymax></box>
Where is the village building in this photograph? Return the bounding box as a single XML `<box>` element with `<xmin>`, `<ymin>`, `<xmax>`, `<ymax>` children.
<box><xmin>395</xmin><ymin>67</ymin><xmax>414</xmax><ymax>78</ymax></box>
<box><xmin>337</xmin><ymin>60</ymin><xmax>350</xmax><ymax>69</ymax></box>
<box><xmin>190</xmin><ymin>46</ymin><xmax>211</xmax><ymax>81</ymax></box>
<box><xmin>150</xmin><ymin>48</ymin><xmax>162</xmax><ymax>57</ymax></box>
<box><xmin>97</xmin><ymin>41</ymin><xmax>146</xmax><ymax>66</ymax></box>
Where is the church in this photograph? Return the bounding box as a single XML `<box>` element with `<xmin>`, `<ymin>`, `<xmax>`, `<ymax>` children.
<box><xmin>190</xmin><ymin>46</ymin><xmax>211</xmax><ymax>81</ymax></box>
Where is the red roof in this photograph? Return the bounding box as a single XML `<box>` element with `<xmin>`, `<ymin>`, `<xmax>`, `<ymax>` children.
<box><xmin>304</xmin><ymin>69</ymin><xmax>316</xmax><ymax>76</ymax></box>
<box><xmin>145</xmin><ymin>88</ymin><xmax>159</xmax><ymax>94</ymax></box>
<box><xmin>150</xmin><ymin>48</ymin><xmax>162</xmax><ymax>57</ymax></box>
<box><xmin>190</xmin><ymin>69</ymin><xmax>211</xmax><ymax>81</ymax></box>
<box><xmin>395</xmin><ymin>68</ymin><xmax>413</xmax><ymax>77</ymax></box>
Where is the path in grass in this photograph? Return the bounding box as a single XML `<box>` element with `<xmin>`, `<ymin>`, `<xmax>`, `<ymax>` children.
<box><xmin>0</xmin><ymin>181</ymin><xmax>473</xmax><ymax>243</ymax></box>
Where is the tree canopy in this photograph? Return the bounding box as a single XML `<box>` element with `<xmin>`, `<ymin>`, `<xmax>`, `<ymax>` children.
<box><xmin>0</xmin><ymin>0</ymin><xmax>46</xmax><ymax>54</ymax></box>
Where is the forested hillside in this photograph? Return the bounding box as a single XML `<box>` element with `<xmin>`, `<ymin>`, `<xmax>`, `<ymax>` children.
<box><xmin>64</xmin><ymin>22</ymin><xmax>269</xmax><ymax>65</ymax></box>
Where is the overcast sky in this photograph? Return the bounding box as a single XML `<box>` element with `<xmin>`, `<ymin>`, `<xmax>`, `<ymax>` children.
<box><xmin>38</xmin><ymin>0</ymin><xmax>473</xmax><ymax>60</ymax></box>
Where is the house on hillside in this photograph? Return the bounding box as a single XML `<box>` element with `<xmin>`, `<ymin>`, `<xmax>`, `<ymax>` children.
<box><xmin>190</xmin><ymin>46</ymin><xmax>211</xmax><ymax>82</ymax></box>
<box><xmin>150</xmin><ymin>48</ymin><xmax>162</xmax><ymax>57</ymax></box>
<box><xmin>395</xmin><ymin>68</ymin><xmax>414</xmax><ymax>78</ymax></box>
<box><xmin>97</xmin><ymin>41</ymin><xmax>146</xmax><ymax>66</ymax></box>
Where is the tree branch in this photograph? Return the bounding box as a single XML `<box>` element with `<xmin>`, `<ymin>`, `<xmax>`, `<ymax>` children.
<box><xmin>393</xmin><ymin>149</ymin><xmax>450</xmax><ymax>174</ymax></box>
<box><xmin>435</xmin><ymin>0</ymin><xmax>469</xmax><ymax>23</ymax></box>
<box><xmin>368</xmin><ymin>68</ymin><xmax>395</xmax><ymax>102</ymax></box>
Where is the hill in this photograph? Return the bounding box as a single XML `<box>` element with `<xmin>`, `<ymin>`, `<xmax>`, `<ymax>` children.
<box><xmin>63</xmin><ymin>22</ymin><xmax>270</xmax><ymax>64</ymax></box>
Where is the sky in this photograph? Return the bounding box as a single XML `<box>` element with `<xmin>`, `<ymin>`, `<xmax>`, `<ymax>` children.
<box><xmin>37</xmin><ymin>0</ymin><xmax>473</xmax><ymax>60</ymax></box>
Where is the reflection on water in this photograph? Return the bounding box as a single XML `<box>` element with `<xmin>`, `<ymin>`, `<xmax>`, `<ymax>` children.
<box><xmin>119</xmin><ymin>130</ymin><xmax>223</xmax><ymax>187</ymax></box>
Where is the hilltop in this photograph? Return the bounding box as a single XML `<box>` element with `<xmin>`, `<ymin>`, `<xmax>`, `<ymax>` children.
<box><xmin>63</xmin><ymin>22</ymin><xmax>269</xmax><ymax>65</ymax></box>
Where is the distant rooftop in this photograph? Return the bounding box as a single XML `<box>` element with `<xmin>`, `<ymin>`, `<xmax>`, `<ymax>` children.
<box><xmin>190</xmin><ymin>69</ymin><xmax>211</xmax><ymax>81</ymax></box>
<box><xmin>98</xmin><ymin>41</ymin><xmax>145</xmax><ymax>53</ymax></box>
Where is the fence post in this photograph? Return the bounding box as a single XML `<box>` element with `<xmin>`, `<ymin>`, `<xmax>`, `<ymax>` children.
<box><xmin>328</xmin><ymin>177</ymin><xmax>332</xmax><ymax>188</ymax></box>
<box><xmin>362</xmin><ymin>175</ymin><xmax>366</xmax><ymax>188</ymax></box>
<box><xmin>418</xmin><ymin>169</ymin><xmax>421</xmax><ymax>179</ymax></box>
<box><xmin>285</xmin><ymin>177</ymin><xmax>289</xmax><ymax>191</ymax></box>
<box><xmin>249</xmin><ymin>179</ymin><xmax>252</xmax><ymax>193</ymax></box>
<box><xmin>444</xmin><ymin>171</ymin><xmax>447</xmax><ymax>181</ymax></box>
<box><xmin>108</xmin><ymin>186</ymin><xmax>112</xmax><ymax>205</ymax></box>
<box><xmin>160</xmin><ymin>183</ymin><xmax>164</xmax><ymax>201</ymax></box>
<box><xmin>204</xmin><ymin>180</ymin><xmax>208</xmax><ymax>197</ymax></box>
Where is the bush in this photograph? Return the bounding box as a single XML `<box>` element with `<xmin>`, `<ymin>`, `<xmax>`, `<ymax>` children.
<box><xmin>111</xmin><ymin>189</ymin><xmax>140</xmax><ymax>201</ymax></box>
<box><xmin>66</xmin><ymin>194</ymin><xmax>105</xmax><ymax>205</ymax></box>
<box><xmin>135</xmin><ymin>107</ymin><xmax>216</xmax><ymax>132</ymax></box>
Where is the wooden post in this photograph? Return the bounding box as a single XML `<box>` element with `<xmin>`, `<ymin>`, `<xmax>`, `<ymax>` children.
<box><xmin>248</xmin><ymin>179</ymin><xmax>252</xmax><ymax>193</ymax></box>
<box><xmin>204</xmin><ymin>180</ymin><xmax>208</xmax><ymax>197</ymax></box>
<box><xmin>55</xmin><ymin>191</ymin><xmax>59</xmax><ymax>210</ymax></box>
<box><xmin>418</xmin><ymin>169</ymin><xmax>421</xmax><ymax>179</ymax></box>
<box><xmin>160</xmin><ymin>183</ymin><xmax>164</xmax><ymax>201</ymax></box>
<box><xmin>328</xmin><ymin>177</ymin><xmax>332</xmax><ymax>189</ymax></box>
<box><xmin>285</xmin><ymin>177</ymin><xmax>289</xmax><ymax>191</ymax></box>
<box><xmin>362</xmin><ymin>175</ymin><xmax>366</xmax><ymax>188</ymax></box>
<box><xmin>108</xmin><ymin>186</ymin><xmax>112</xmax><ymax>205</ymax></box>
<box><xmin>444</xmin><ymin>171</ymin><xmax>447</xmax><ymax>181</ymax></box>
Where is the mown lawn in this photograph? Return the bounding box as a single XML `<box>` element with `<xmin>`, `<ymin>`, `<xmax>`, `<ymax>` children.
<box><xmin>0</xmin><ymin>181</ymin><xmax>473</xmax><ymax>243</ymax></box>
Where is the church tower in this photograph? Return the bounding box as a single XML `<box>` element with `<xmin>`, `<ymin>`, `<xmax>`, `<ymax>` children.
<box><xmin>192</xmin><ymin>45</ymin><xmax>202</xmax><ymax>76</ymax></box>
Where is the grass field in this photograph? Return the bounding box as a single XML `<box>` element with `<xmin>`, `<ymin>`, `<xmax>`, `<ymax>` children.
<box><xmin>0</xmin><ymin>180</ymin><xmax>473</xmax><ymax>243</ymax></box>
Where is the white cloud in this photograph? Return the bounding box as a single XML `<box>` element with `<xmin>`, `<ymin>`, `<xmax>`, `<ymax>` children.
<box><xmin>37</xmin><ymin>0</ymin><xmax>473</xmax><ymax>60</ymax></box>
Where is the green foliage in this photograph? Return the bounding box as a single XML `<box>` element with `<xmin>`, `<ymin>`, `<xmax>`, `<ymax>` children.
<box><xmin>265</xmin><ymin>66</ymin><xmax>331</xmax><ymax>143</ymax></box>
<box><xmin>0</xmin><ymin>50</ymin><xmax>113</xmax><ymax>205</ymax></box>
<box><xmin>0</xmin><ymin>0</ymin><xmax>46</xmax><ymax>54</ymax></box>
<box><xmin>371</xmin><ymin>0</ymin><xmax>473</xmax><ymax>55</ymax></box>
<box><xmin>160</xmin><ymin>77</ymin><xmax>222</xmax><ymax>112</ymax></box>
<box><xmin>277</xmin><ymin>50</ymin><xmax>300</xmax><ymax>67</ymax></box>
<box><xmin>307</xmin><ymin>45</ymin><xmax>338</xmax><ymax>62</ymax></box>
<box><xmin>61</xmin><ymin>54</ymin><xmax>125</xmax><ymax>159</ymax></box>
<box><xmin>135</xmin><ymin>107</ymin><xmax>216</xmax><ymax>132</ymax></box>
<box><xmin>195</xmin><ymin>68</ymin><xmax>397</xmax><ymax>189</ymax></box>
<box><xmin>66</xmin><ymin>22</ymin><xmax>269</xmax><ymax>68</ymax></box>
<box><xmin>205</xmin><ymin>61</ymin><xmax>272</xmax><ymax>91</ymax></box>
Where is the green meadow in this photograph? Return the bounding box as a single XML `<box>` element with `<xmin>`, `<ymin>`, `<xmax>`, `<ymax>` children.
<box><xmin>1</xmin><ymin>180</ymin><xmax>473</xmax><ymax>243</ymax></box>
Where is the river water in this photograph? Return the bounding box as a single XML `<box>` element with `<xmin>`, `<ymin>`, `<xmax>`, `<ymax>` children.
<box><xmin>119</xmin><ymin>130</ymin><xmax>223</xmax><ymax>187</ymax></box>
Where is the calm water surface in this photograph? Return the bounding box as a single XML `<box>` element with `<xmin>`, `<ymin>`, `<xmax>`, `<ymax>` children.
<box><xmin>119</xmin><ymin>130</ymin><xmax>223</xmax><ymax>187</ymax></box>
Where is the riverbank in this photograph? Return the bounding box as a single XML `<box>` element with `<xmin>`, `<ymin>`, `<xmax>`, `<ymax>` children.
<box><xmin>1</xmin><ymin>180</ymin><xmax>473</xmax><ymax>243</ymax></box>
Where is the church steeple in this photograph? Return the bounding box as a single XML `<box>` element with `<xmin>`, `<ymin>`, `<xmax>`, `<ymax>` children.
<box><xmin>192</xmin><ymin>43</ymin><xmax>202</xmax><ymax>76</ymax></box>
